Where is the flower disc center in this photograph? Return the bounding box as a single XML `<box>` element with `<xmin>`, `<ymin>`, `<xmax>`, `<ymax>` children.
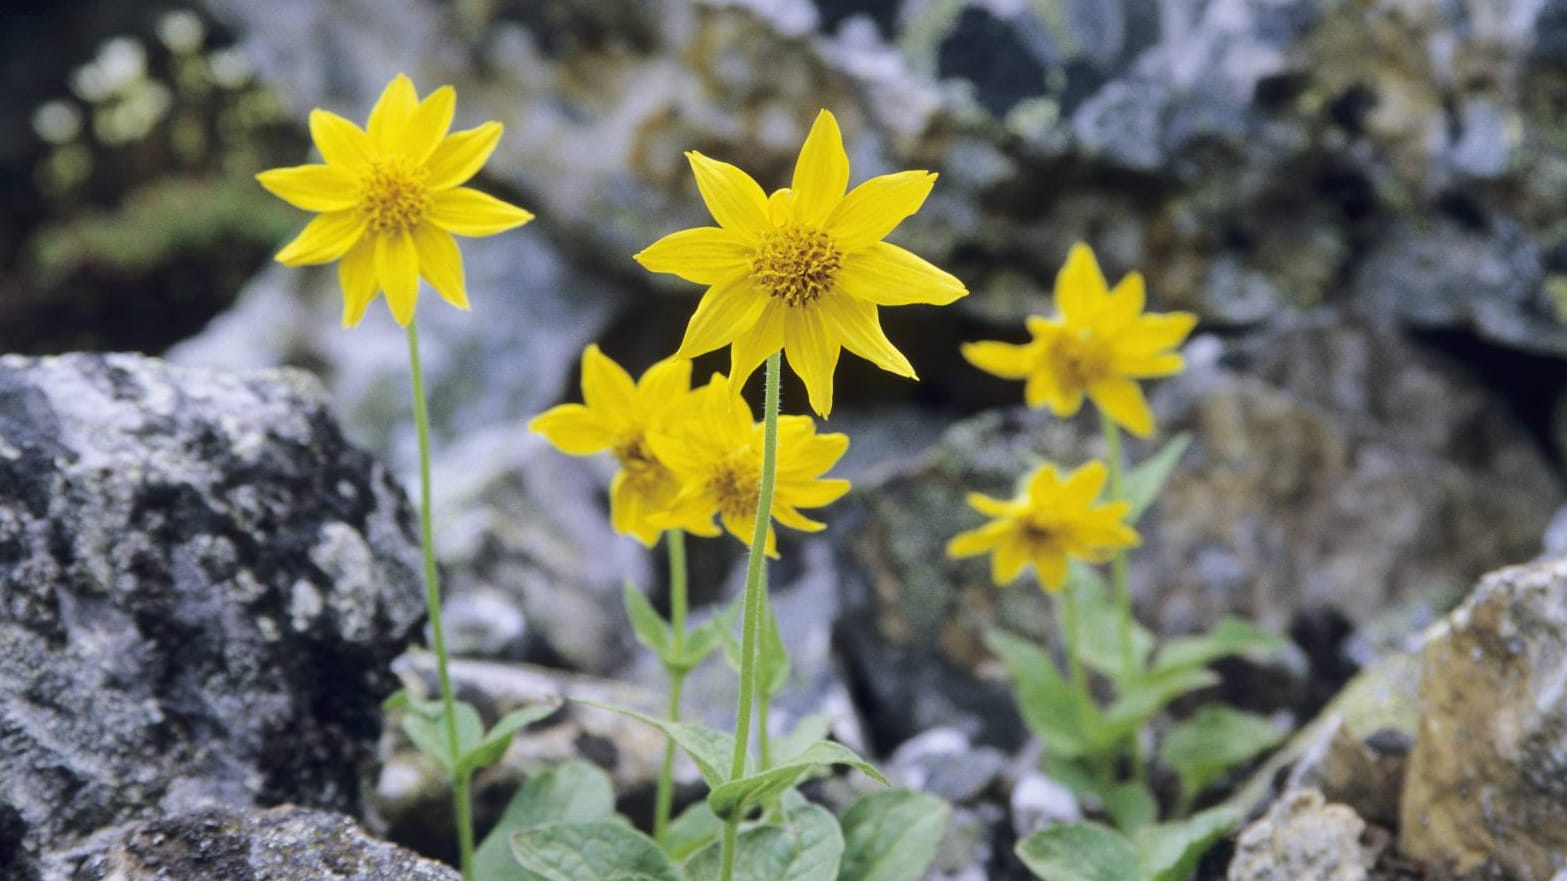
<box><xmin>708</xmin><ymin>450</ymin><xmax>762</xmax><ymax>522</ymax></box>
<box><xmin>359</xmin><ymin>157</ymin><xmax>431</xmax><ymax>234</ymax></box>
<box><xmin>753</xmin><ymin>226</ymin><xmax>842</xmax><ymax>307</ymax></box>
<box><xmin>1043</xmin><ymin>329</ymin><xmax>1112</xmax><ymax>388</ymax></box>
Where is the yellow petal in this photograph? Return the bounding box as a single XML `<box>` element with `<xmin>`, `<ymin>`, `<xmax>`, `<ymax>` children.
<box><xmin>675</xmin><ymin>276</ymin><xmax>766</xmax><ymax>360</ymax></box>
<box><xmin>781</xmin><ymin>476</ymin><xmax>851</xmax><ymax>507</ymax></box>
<box><xmin>827</xmin><ymin>170</ymin><xmax>936</xmax><ymax>252</ymax></box>
<box><xmin>1126</xmin><ymin>312</ymin><xmax>1199</xmax><ymax>351</ymax></box>
<box><xmin>947</xmin><ymin>523</ymin><xmax>1003</xmax><ymax>558</ymax></box>
<box><xmin>425</xmin><ymin>122</ymin><xmax>503</xmax><ymax>191</ymax></box>
<box><xmin>1058</xmin><ymin>461</ymin><xmax>1109</xmax><ymax>508</ymax></box>
<box><xmin>1056</xmin><ymin>243</ymin><xmax>1109</xmax><ymax>324</ymax></box>
<box><xmin>767</xmin><ymin>188</ymin><xmax>796</xmax><ymax>226</ymax></box>
<box><xmin>966</xmin><ymin>492</ymin><xmax>1014</xmax><ymax>517</ymax></box>
<box><xmin>1026</xmin><ymin>464</ymin><xmax>1066</xmax><ymax>501</ymax></box>
<box><xmin>275</xmin><ymin>210</ymin><xmax>367</xmax><ymax>265</ymax></box>
<box><xmin>819</xmin><ymin>295</ymin><xmax>915</xmax><ymax>379</ymax></box>
<box><xmin>375</xmin><ymin>230</ymin><xmax>420</xmax><ymax>325</ymax></box>
<box><xmin>637</xmin><ymin>357</ymin><xmax>693</xmax><ymax>404</ymax></box>
<box><xmin>634</xmin><ymin>226</ymin><xmax>753</xmax><ymax>285</ymax></box>
<box><xmin>783</xmin><ymin>306</ymin><xmax>840</xmax><ymax>418</ymax></box>
<box><xmin>1089</xmin><ymin>377</ymin><xmax>1155</xmax><ymax>438</ymax></box>
<box><xmin>791</xmin><ymin>110</ymin><xmax>850</xmax><ymax>225</ymax></box>
<box><xmin>685</xmin><ymin>151</ymin><xmax>772</xmax><ymax>241</ymax></box>
<box><xmin>835</xmin><ymin>241</ymin><xmax>967</xmax><ymax>306</ymax></box>
<box><xmin>427</xmin><ymin>187</ymin><xmax>534</xmax><ymax>237</ymax></box>
<box><xmin>961</xmin><ymin>340</ymin><xmax>1035</xmax><ymax>380</ymax></box>
<box><xmin>412</xmin><ymin>223</ymin><xmax>467</xmax><ymax>310</ymax></box>
<box><xmin>993</xmin><ymin>536</ymin><xmax>1028</xmax><ymax>585</ymax></box>
<box><xmin>1114</xmin><ymin>351</ymin><xmax>1185</xmax><ymax>378</ymax></box>
<box><xmin>1034</xmin><ymin>551</ymin><xmax>1069</xmax><ymax>592</ymax></box>
<box><xmin>338</xmin><ymin>237</ymin><xmax>379</xmax><ymax>327</ymax></box>
<box><xmin>581</xmin><ymin>344</ymin><xmax>637</xmax><ymax>414</ymax></box>
<box><xmin>774</xmin><ymin>504</ymin><xmax>827</xmax><ymax>532</ymax></box>
<box><xmin>309</xmin><ymin>109</ymin><xmax>371</xmax><ymax>171</ymax></box>
<box><xmin>730</xmin><ymin>302</ymin><xmax>787</xmax><ymax>392</ymax></box>
<box><xmin>529</xmin><ymin>403</ymin><xmax>617</xmax><ymax>454</ymax></box>
<box><xmin>401</xmin><ymin>84</ymin><xmax>456</xmax><ymax>163</ymax></box>
<box><xmin>257</xmin><ymin>164</ymin><xmax>358</xmax><ymax>212</ymax></box>
<box><xmin>1103</xmin><ymin>270</ymin><xmax>1146</xmax><ymax>330</ymax></box>
<box><xmin>368</xmin><ymin>73</ymin><xmax>418</xmax><ymax>153</ymax></box>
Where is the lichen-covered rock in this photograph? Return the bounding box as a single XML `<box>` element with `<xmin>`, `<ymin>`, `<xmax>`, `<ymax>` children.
<box><xmin>0</xmin><ymin>353</ymin><xmax>424</xmax><ymax>880</ymax></box>
<box><xmin>49</xmin><ymin>805</ymin><xmax>460</xmax><ymax>881</ymax></box>
<box><xmin>1228</xmin><ymin>788</ymin><xmax>1374</xmax><ymax>881</ymax></box>
<box><xmin>1400</xmin><ymin>559</ymin><xmax>1567</xmax><ymax>881</ymax></box>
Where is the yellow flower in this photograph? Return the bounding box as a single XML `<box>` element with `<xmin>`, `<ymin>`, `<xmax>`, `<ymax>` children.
<box><xmin>648</xmin><ymin>373</ymin><xmax>851</xmax><ymax>556</ymax></box>
<box><xmin>635</xmin><ymin>109</ymin><xmax>968</xmax><ymax>418</ymax></box>
<box><xmin>529</xmin><ymin>345</ymin><xmax>715</xmax><ymax>547</ymax></box>
<box><xmin>946</xmin><ymin>460</ymin><xmax>1139</xmax><ymax>591</ymax></box>
<box><xmin>257</xmin><ymin>73</ymin><xmax>534</xmax><ymax>327</ymax></box>
<box><xmin>961</xmin><ymin>243</ymin><xmax>1196</xmax><ymax>438</ymax></box>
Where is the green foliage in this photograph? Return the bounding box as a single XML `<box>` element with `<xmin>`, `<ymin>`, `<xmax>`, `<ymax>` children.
<box><xmin>1015</xmin><ymin>807</ymin><xmax>1238</xmax><ymax>881</ymax></box>
<box><xmin>475</xmin><ymin>761</ymin><xmax>616</xmax><ymax>881</ymax></box>
<box><xmin>707</xmin><ymin>741</ymin><xmax>886</xmax><ymax>821</ymax></box>
<box><xmin>665</xmin><ymin>802</ymin><xmax>724</xmax><ymax>863</ymax></box>
<box><xmin>1150</xmin><ymin>618</ymin><xmax>1286</xmax><ymax>674</ymax></box>
<box><xmin>1160</xmin><ymin>706</ymin><xmax>1284</xmax><ymax>808</ymax></box>
<box><xmin>576</xmin><ymin>700</ymin><xmax>739</xmax><ymax>787</ymax></box>
<box><xmin>686</xmin><ymin>802</ymin><xmax>844</xmax><ymax>881</ymax></box>
<box><xmin>510</xmin><ymin>822</ymin><xmax>682</xmax><ymax>881</ymax></box>
<box><xmin>1122</xmin><ymin>434</ymin><xmax>1191</xmax><ymax>523</ymax></box>
<box><xmin>835</xmin><ymin>791</ymin><xmax>950</xmax><ymax>881</ymax></box>
<box><xmin>623</xmin><ymin>582</ymin><xmax>728</xmax><ymax>676</ymax></box>
<box><xmin>385</xmin><ymin>691</ymin><xmax>559</xmax><ymax>779</ymax></box>
<box><xmin>1066</xmin><ymin>565</ymin><xmax>1154</xmax><ymax>680</ymax></box>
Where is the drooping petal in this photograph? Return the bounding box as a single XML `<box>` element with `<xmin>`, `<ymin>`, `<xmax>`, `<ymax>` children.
<box><xmin>791</xmin><ymin>110</ymin><xmax>850</xmax><ymax>225</ymax></box>
<box><xmin>826</xmin><ymin>170</ymin><xmax>937</xmax><ymax>252</ymax></box>
<box><xmin>256</xmin><ymin>164</ymin><xmax>358</xmax><ymax>212</ymax></box>
<box><xmin>275</xmin><ymin>210</ymin><xmax>367</xmax><ymax>265</ymax></box>
<box><xmin>412</xmin><ymin>222</ymin><xmax>468</xmax><ymax>310</ymax></box>
<box><xmin>674</xmin><ymin>276</ymin><xmax>766</xmax><ymax>360</ymax></box>
<box><xmin>375</xmin><ymin>229</ymin><xmax>421</xmax><ymax>325</ymax></box>
<box><xmin>1057</xmin><ymin>461</ymin><xmax>1109</xmax><ymax>509</ymax></box>
<box><xmin>337</xmin><ymin>237</ymin><xmax>379</xmax><ymax>327</ymax></box>
<box><xmin>633</xmin><ymin>226</ymin><xmax>753</xmax><ymax>285</ymax></box>
<box><xmin>529</xmin><ymin>403</ymin><xmax>618</xmax><ymax>454</ymax></box>
<box><xmin>819</xmin><ymin>295</ymin><xmax>915</xmax><ymax>379</ymax></box>
<box><xmin>773</xmin><ymin>504</ymin><xmax>827</xmax><ymax>532</ymax></box>
<box><xmin>425</xmin><ymin>122</ymin><xmax>503</xmax><ymax>190</ymax></box>
<box><xmin>685</xmin><ymin>151</ymin><xmax>772</xmax><ymax>240</ymax></box>
<box><xmin>581</xmin><ymin>344</ymin><xmax>638</xmax><ymax>414</ymax></box>
<box><xmin>427</xmin><ymin>187</ymin><xmax>535</xmax><ymax>236</ymax></box>
<box><xmin>992</xmin><ymin>536</ymin><xmax>1029</xmax><ymax>585</ymax></box>
<box><xmin>730</xmin><ymin>301</ymin><xmax>787</xmax><ymax>391</ymax></box>
<box><xmin>368</xmin><ymin>73</ymin><xmax>419</xmax><ymax>153</ymax></box>
<box><xmin>835</xmin><ymin>241</ymin><xmax>967</xmax><ymax>306</ymax></box>
<box><xmin>1088</xmin><ymin>377</ymin><xmax>1155</xmax><ymax>438</ymax></box>
<box><xmin>401</xmin><ymin>84</ymin><xmax>456</xmax><ymax>163</ymax></box>
<box><xmin>961</xmin><ymin>340</ymin><xmax>1036</xmax><ymax>380</ymax></box>
<box><xmin>1055</xmin><ymin>243</ymin><xmax>1109</xmax><ymax>324</ymax></box>
<box><xmin>309</xmin><ymin>109</ymin><xmax>372</xmax><ymax>171</ymax></box>
<box><xmin>783</xmin><ymin>306</ymin><xmax>840</xmax><ymax>418</ymax></box>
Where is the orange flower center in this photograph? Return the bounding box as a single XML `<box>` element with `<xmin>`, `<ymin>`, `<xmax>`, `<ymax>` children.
<box><xmin>753</xmin><ymin>226</ymin><xmax>842</xmax><ymax>307</ymax></box>
<box><xmin>1040</xmin><ymin>328</ymin><xmax>1112</xmax><ymax>389</ymax></box>
<box><xmin>359</xmin><ymin>156</ymin><xmax>431</xmax><ymax>234</ymax></box>
<box><xmin>707</xmin><ymin>449</ymin><xmax>762</xmax><ymax>522</ymax></box>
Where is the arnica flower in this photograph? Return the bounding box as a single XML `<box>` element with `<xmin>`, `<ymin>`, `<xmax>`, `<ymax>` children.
<box><xmin>529</xmin><ymin>345</ymin><xmax>716</xmax><ymax>547</ymax></box>
<box><xmin>961</xmin><ymin>243</ymin><xmax>1196</xmax><ymax>438</ymax></box>
<box><xmin>649</xmin><ymin>373</ymin><xmax>850</xmax><ymax>556</ymax></box>
<box><xmin>947</xmin><ymin>460</ymin><xmax>1139</xmax><ymax>591</ymax></box>
<box><xmin>257</xmin><ymin>73</ymin><xmax>534</xmax><ymax>327</ymax></box>
<box><xmin>635</xmin><ymin>109</ymin><xmax>968</xmax><ymax>418</ymax></box>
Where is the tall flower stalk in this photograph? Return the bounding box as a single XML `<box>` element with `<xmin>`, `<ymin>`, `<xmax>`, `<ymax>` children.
<box><xmin>651</xmin><ymin>527</ymin><xmax>689</xmax><ymax>846</ymax></box>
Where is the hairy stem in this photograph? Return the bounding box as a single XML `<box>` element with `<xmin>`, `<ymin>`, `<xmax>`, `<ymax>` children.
<box><xmin>653</xmin><ymin>529</ymin><xmax>689</xmax><ymax>847</ymax></box>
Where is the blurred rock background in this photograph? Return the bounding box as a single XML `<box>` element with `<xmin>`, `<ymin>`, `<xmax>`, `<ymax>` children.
<box><xmin>5</xmin><ymin>0</ymin><xmax>1567</xmax><ymax>878</ymax></box>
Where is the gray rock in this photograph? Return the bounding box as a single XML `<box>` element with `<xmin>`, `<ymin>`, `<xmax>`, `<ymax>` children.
<box><xmin>888</xmin><ymin>727</ymin><xmax>1008</xmax><ymax>804</ymax></box>
<box><xmin>0</xmin><ymin>353</ymin><xmax>424</xmax><ymax>880</ymax></box>
<box><xmin>1227</xmin><ymin>788</ymin><xmax>1374</xmax><ymax>881</ymax></box>
<box><xmin>1401</xmin><ymin>558</ymin><xmax>1567</xmax><ymax>881</ymax></box>
<box><xmin>1008</xmin><ymin>769</ymin><xmax>1082</xmax><ymax>838</ymax></box>
<box><xmin>49</xmin><ymin>804</ymin><xmax>459</xmax><ymax>881</ymax></box>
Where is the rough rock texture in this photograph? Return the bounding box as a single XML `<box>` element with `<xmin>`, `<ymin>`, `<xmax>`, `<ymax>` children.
<box><xmin>1401</xmin><ymin>559</ymin><xmax>1567</xmax><ymax>881</ymax></box>
<box><xmin>0</xmin><ymin>353</ymin><xmax>424</xmax><ymax>880</ymax></box>
<box><xmin>1228</xmin><ymin>788</ymin><xmax>1374</xmax><ymax>881</ymax></box>
<box><xmin>49</xmin><ymin>804</ymin><xmax>460</xmax><ymax>881</ymax></box>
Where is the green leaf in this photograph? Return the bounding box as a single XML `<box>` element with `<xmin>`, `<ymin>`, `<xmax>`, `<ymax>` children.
<box><xmin>771</xmin><ymin>713</ymin><xmax>832</xmax><ymax>768</ymax></box>
<box><xmin>624</xmin><ymin>581</ymin><xmax>673</xmax><ymax>659</ymax></box>
<box><xmin>1151</xmin><ymin>618</ymin><xmax>1285</xmax><ymax>674</ymax></box>
<box><xmin>510</xmin><ymin>821</ymin><xmax>682</xmax><ymax>881</ymax></box>
<box><xmin>1133</xmin><ymin>806</ymin><xmax>1238</xmax><ymax>881</ymax></box>
<box><xmin>1103</xmin><ymin>666</ymin><xmax>1219</xmax><ymax>741</ymax></box>
<box><xmin>1014</xmin><ymin>822</ymin><xmax>1139</xmax><ymax>881</ymax></box>
<box><xmin>1159</xmin><ymin>706</ymin><xmax>1284</xmax><ymax>801</ymax></box>
<box><xmin>708</xmin><ymin>740</ymin><xmax>887</xmax><ymax>821</ymax></box>
<box><xmin>985</xmin><ymin>629</ymin><xmax>1096</xmax><ymax>760</ymax></box>
<box><xmin>759</xmin><ymin>604</ymin><xmax>791</xmax><ymax>698</ymax></box>
<box><xmin>1065</xmin><ymin>564</ymin><xmax>1154</xmax><ymax>682</ymax></box>
<box><xmin>462</xmin><ymin>700</ymin><xmax>562</xmax><ymax>774</ymax></box>
<box><xmin>665</xmin><ymin>801</ymin><xmax>723</xmax><ymax>863</ymax></box>
<box><xmin>686</xmin><ymin>802</ymin><xmax>844</xmax><ymax>881</ymax></box>
<box><xmin>676</xmin><ymin>617</ymin><xmax>727</xmax><ymax>674</ymax></box>
<box><xmin>1122</xmin><ymin>433</ymin><xmax>1191</xmax><ymax>523</ymax></box>
<box><xmin>575</xmin><ymin>699</ymin><xmax>739</xmax><ymax>788</ymax></box>
<box><xmin>474</xmin><ymin>761</ymin><xmax>615</xmax><ymax>881</ymax></box>
<box><xmin>836</xmin><ymin>790</ymin><xmax>950</xmax><ymax>881</ymax></box>
<box><xmin>1103</xmin><ymin>781</ymin><xmax>1158</xmax><ymax>833</ymax></box>
<box><xmin>401</xmin><ymin>699</ymin><xmax>484</xmax><ymax>778</ymax></box>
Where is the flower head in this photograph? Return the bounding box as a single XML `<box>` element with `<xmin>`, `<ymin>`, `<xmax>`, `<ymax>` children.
<box><xmin>962</xmin><ymin>244</ymin><xmax>1196</xmax><ymax>438</ymax></box>
<box><xmin>946</xmin><ymin>460</ymin><xmax>1139</xmax><ymax>591</ymax></box>
<box><xmin>257</xmin><ymin>73</ymin><xmax>534</xmax><ymax>327</ymax></box>
<box><xmin>648</xmin><ymin>373</ymin><xmax>851</xmax><ymax>556</ymax></box>
<box><xmin>635</xmin><ymin>109</ymin><xmax>968</xmax><ymax>418</ymax></box>
<box><xmin>529</xmin><ymin>345</ymin><xmax>715</xmax><ymax>547</ymax></box>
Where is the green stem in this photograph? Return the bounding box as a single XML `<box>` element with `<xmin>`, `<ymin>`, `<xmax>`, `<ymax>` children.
<box><xmin>1058</xmin><ymin>580</ymin><xmax>1090</xmax><ymax>728</ymax></box>
<box><xmin>720</xmin><ymin>352</ymin><xmax>782</xmax><ymax>881</ymax></box>
<box><xmin>653</xmin><ymin>529</ymin><xmax>689</xmax><ymax>847</ymax></box>
<box><xmin>406</xmin><ymin>322</ymin><xmax>474</xmax><ymax>881</ymax></box>
<box><xmin>1100</xmin><ymin>411</ymin><xmax>1146</xmax><ymax>784</ymax></box>
<box><xmin>756</xmin><ymin>566</ymin><xmax>772</xmax><ymax>771</ymax></box>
